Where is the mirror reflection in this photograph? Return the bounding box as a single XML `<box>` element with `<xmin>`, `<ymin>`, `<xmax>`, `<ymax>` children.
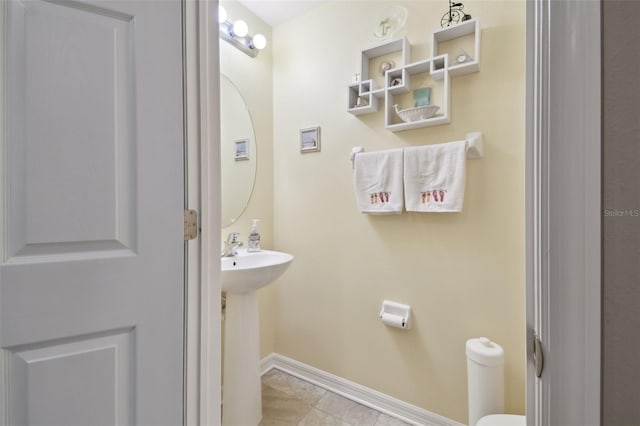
<box><xmin>220</xmin><ymin>74</ymin><xmax>257</xmax><ymax>227</ymax></box>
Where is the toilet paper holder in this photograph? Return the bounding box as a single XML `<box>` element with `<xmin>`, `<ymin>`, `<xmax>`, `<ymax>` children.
<box><xmin>379</xmin><ymin>300</ymin><xmax>411</xmax><ymax>329</ymax></box>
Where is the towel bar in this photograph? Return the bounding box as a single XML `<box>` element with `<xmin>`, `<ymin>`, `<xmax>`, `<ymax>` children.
<box><xmin>350</xmin><ymin>146</ymin><xmax>365</xmax><ymax>168</ymax></box>
<box><xmin>465</xmin><ymin>132</ymin><xmax>483</xmax><ymax>159</ymax></box>
<box><xmin>350</xmin><ymin>132</ymin><xmax>483</xmax><ymax>168</ymax></box>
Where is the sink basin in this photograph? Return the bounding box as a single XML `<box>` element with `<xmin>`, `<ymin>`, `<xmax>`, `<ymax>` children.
<box><xmin>221</xmin><ymin>249</ymin><xmax>293</xmax><ymax>293</ymax></box>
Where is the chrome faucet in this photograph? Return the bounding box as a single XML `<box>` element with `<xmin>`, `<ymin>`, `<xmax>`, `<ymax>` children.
<box><xmin>222</xmin><ymin>232</ymin><xmax>243</xmax><ymax>257</ymax></box>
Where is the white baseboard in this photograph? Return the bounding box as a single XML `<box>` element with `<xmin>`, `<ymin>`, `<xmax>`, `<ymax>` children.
<box><xmin>261</xmin><ymin>353</ymin><xmax>465</xmax><ymax>426</ymax></box>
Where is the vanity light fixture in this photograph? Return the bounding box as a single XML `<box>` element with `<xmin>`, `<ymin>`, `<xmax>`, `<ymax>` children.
<box><xmin>232</xmin><ymin>19</ymin><xmax>249</xmax><ymax>37</ymax></box>
<box><xmin>218</xmin><ymin>6</ymin><xmax>267</xmax><ymax>58</ymax></box>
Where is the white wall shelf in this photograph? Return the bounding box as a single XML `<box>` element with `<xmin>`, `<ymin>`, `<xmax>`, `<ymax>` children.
<box><xmin>347</xmin><ymin>19</ymin><xmax>480</xmax><ymax>132</ymax></box>
<box><xmin>361</xmin><ymin>37</ymin><xmax>410</xmax><ymax>81</ymax></box>
<box><xmin>348</xmin><ymin>81</ymin><xmax>380</xmax><ymax>115</ymax></box>
<box><xmin>431</xmin><ymin>18</ymin><xmax>480</xmax><ymax>80</ymax></box>
<box><xmin>384</xmin><ymin>57</ymin><xmax>451</xmax><ymax>132</ymax></box>
<box><xmin>347</xmin><ymin>37</ymin><xmax>409</xmax><ymax>116</ymax></box>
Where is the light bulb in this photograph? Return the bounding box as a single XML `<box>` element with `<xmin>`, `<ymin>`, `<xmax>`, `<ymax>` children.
<box><xmin>232</xmin><ymin>20</ymin><xmax>248</xmax><ymax>37</ymax></box>
<box><xmin>252</xmin><ymin>34</ymin><xmax>267</xmax><ymax>50</ymax></box>
<box><xmin>218</xmin><ymin>5</ymin><xmax>227</xmax><ymax>23</ymax></box>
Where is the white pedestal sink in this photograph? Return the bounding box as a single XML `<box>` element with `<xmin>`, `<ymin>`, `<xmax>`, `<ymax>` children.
<box><xmin>221</xmin><ymin>249</ymin><xmax>293</xmax><ymax>426</ymax></box>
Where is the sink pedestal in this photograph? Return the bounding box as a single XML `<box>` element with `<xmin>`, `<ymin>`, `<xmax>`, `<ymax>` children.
<box><xmin>222</xmin><ymin>291</ymin><xmax>262</xmax><ymax>426</ymax></box>
<box><xmin>220</xmin><ymin>249</ymin><xmax>293</xmax><ymax>426</ymax></box>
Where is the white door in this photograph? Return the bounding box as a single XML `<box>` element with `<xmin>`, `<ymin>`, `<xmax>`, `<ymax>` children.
<box><xmin>0</xmin><ymin>0</ymin><xmax>185</xmax><ymax>425</ymax></box>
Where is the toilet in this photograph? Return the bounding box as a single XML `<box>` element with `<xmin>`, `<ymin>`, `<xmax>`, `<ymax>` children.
<box><xmin>466</xmin><ymin>337</ymin><xmax>526</xmax><ymax>426</ymax></box>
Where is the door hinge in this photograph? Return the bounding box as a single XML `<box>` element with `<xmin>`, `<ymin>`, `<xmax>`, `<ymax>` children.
<box><xmin>184</xmin><ymin>209</ymin><xmax>198</xmax><ymax>241</ymax></box>
<box><xmin>533</xmin><ymin>332</ymin><xmax>544</xmax><ymax>378</ymax></box>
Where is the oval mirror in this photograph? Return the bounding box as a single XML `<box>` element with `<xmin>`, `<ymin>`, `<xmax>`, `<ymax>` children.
<box><xmin>220</xmin><ymin>74</ymin><xmax>257</xmax><ymax>227</ymax></box>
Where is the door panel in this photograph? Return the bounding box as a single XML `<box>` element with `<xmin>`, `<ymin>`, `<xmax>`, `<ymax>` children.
<box><xmin>11</xmin><ymin>330</ymin><xmax>132</xmax><ymax>426</ymax></box>
<box><xmin>1</xmin><ymin>0</ymin><xmax>185</xmax><ymax>424</ymax></box>
<box><xmin>8</xmin><ymin>0</ymin><xmax>135</xmax><ymax>259</ymax></box>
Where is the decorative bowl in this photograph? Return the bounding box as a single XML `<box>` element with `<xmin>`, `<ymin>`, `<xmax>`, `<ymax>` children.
<box><xmin>394</xmin><ymin>104</ymin><xmax>440</xmax><ymax>122</ymax></box>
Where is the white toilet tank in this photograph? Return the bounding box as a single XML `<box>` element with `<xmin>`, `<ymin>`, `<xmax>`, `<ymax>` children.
<box><xmin>466</xmin><ymin>337</ymin><xmax>505</xmax><ymax>426</ymax></box>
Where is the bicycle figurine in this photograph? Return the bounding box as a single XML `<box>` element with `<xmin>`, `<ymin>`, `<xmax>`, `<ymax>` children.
<box><xmin>441</xmin><ymin>0</ymin><xmax>472</xmax><ymax>28</ymax></box>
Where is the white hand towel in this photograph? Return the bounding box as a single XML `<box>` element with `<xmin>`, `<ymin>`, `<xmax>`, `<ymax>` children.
<box><xmin>354</xmin><ymin>148</ymin><xmax>404</xmax><ymax>214</ymax></box>
<box><xmin>404</xmin><ymin>141</ymin><xmax>466</xmax><ymax>212</ymax></box>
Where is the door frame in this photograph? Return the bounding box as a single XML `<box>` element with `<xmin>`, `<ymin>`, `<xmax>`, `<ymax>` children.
<box><xmin>526</xmin><ymin>0</ymin><xmax>601</xmax><ymax>425</ymax></box>
<box><xmin>184</xmin><ymin>0</ymin><xmax>221</xmax><ymax>425</ymax></box>
<box><xmin>191</xmin><ymin>0</ymin><xmax>606</xmax><ymax>424</ymax></box>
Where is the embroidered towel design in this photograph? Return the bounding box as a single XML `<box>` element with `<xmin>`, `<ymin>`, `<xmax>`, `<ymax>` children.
<box><xmin>354</xmin><ymin>148</ymin><xmax>404</xmax><ymax>214</ymax></box>
<box><xmin>403</xmin><ymin>141</ymin><xmax>466</xmax><ymax>212</ymax></box>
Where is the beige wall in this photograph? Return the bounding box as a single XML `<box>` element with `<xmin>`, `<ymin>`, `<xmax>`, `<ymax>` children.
<box><xmin>270</xmin><ymin>2</ymin><xmax>526</xmax><ymax>423</ymax></box>
<box><xmin>219</xmin><ymin>0</ymin><xmax>276</xmax><ymax>356</ymax></box>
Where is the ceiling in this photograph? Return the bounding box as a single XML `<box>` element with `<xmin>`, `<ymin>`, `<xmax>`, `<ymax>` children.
<box><xmin>237</xmin><ymin>0</ymin><xmax>328</xmax><ymax>27</ymax></box>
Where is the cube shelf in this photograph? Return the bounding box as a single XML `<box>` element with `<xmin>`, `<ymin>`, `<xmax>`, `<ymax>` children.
<box><xmin>347</xmin><ymin>19</ymin><xmax>480</xmax><ymax>132</ymax></box>
<box><xmin>431</xmin><ymin>18</ymin><xmax>480</xmax><ymax>80</ymax></box>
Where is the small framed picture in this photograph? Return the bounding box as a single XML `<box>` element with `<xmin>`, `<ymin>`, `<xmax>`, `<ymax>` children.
<box><xmin>300</xmin><ymin>126</ymin><xmax>321</xmax><ymax>153</ymax></box>
<box><xmin>234</xmin><ymin>138</ymin><xmax>249</xmax><ymax>160</ymax></box>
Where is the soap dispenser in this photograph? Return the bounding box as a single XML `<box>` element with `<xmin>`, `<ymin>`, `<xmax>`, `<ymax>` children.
<box><xmin>247</xmin><ymin>219</ymin><xmax>261</xmax><ymax>252</ymax></box>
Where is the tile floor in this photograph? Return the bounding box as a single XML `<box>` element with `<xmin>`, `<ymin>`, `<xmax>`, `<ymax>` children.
<box><xmin>260</xmin><ymin>369</ymin><xmax>412</xmax><ymax>426</ymax></box>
